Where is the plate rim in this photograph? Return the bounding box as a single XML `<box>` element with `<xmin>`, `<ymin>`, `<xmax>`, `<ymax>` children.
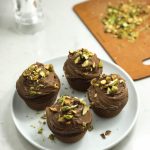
<box><xmin>11</xmin><ymin>56</ymin><xmax>139</xmax><ymax>150</ymax></box>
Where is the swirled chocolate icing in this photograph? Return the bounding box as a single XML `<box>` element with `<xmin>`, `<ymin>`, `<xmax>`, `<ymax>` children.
<box><xmin>63</xmin><ymin>48</ymin><xmax>103</xmax><ymax>91</ymax></box>
<box><xmin>46</xmin><ymin>96</ymin><xmax>92</xmax><ymax>143</ymax></box>
<box><xmin>88</xmin><ymin>74</ymin><xmax>128</xmax><ymax>118</ymax></box>
<box><xmin>16</xmin><ymin>63</ymin><xmax>60</xmax><ymax>110</ymax></box>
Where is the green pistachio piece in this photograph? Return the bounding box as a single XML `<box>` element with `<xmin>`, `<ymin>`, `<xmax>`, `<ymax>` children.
<box><xmin>108</xmin><ymin>78</ymin><xmax>118</xmax><ymax>86</ymax></box>
<box><xmin>69</xmin><ymin>50</ymin><xmax>74</xmax><ymax>54</ymax></box>
<box><xmin>82</xmin><ymin>105</ymin><xmax>89</xmax><ymax>115</ymax></box>
<box><xmin>95</xmin><ymin>83</ymin><xmax>99</xmax><ymax>87</ymax></box>
<box><xmin>107</xmin><ymin>87</ymin><xmax>111</xmax><ymax>94</ymax></box>
<box><xmin>82</xmin><ymin>60</ymin><xmax>89</xmax><ymax>67</ymax></box>
<box><xmin>106</xmin><ymin>76</ymin><xmax>111</xmax><ymax>82</ymax></box>
<box><xmin>63</xmin><ymin>115</ymin><xmax>73</xmax><ymax>120</ymax></box>
<box><xmin>49</xmin><ymin>107</ymin><xmax>58</xmax><ymax>112</ymax></box>
<box><xmin>38</xmin><ymin>127</ymin><xmax>43</xmax><ymax>134</ymax></box>
<box><xmin>61</xmin><ymin>105</ymin><xmax>77</xmax><ymax>112</ymax></box>
<box><xmin>44</xmin><ymin>64</ymin><xmax>50</xmax><ymax>70</ymax></box>
<box><xmin>58</xmin><ymin>116</ymin><xmax>65</xmax><ymax>122</ymax></box>
<box><xmin>74</xmin><ymin>57</ymin><xmax>81</xmax><ymax>64</ymax></box>
<box><xmin>100</xmin><ymin>80</ymin><xmax>107</xmax><ymax>85</ymax></box>
<box><xmin>111</xmin><ymin>85</ymin><xmax>118</xmax><ymax>93</ymax></box>
<box><xmin>111</xmin><ymin>74</ymin><xmax>117</xmax><ymax>80</ymax></box>
<box><xmin>30</xmin><ymin>87</ymin><xmax>34</xmax><ymax>90</ymax></box>
<box><xmin>36</xmin><ymin>68</ymin><xmax>42</xmax><ymax>72</ymax></box>
<box><xmin>91</xmin><ymin>78</ymin><xmax>97</xmax><ymax>85</ymax></box>
<box><xmin>58</xmin><ymin>96</ymin><xmax>65</xmax><ymax>105</ymax></box>
<box><xmin>30</xmin><ymin>90</ymin><xmax>37</xmax><ymax>95</ymax></box>
<box><xmin>120</xmin><ymin>79</ymin><xmax>125</xmax><ymax>83</ymax></box>
<box><xmin>82</xmin><ymin>54</ymin><xmax>89</xmax><ymax>59</ymax></box>
<box><xmin>98</xmin><ymin>61</ymin><xmax>103</xmax><ymax>68</ymax></box>
<box><xmin>92</xmin><ymin>62</ymin><xmax>96</xmax><ymax>68</ymax></box>
<box><xmin>79</xmin><ymin>99</ymin><xmax>86</xmax><ymax>105</ymax></box>
<box><xmin>39</xmin><ymin>71</ymin><xmax>46</xmax><ymax>77</ymax></box>
<box><xmin>48</xmin><ymin>134</ymin><xmax>55</xmax><ymax>141</ymax></box>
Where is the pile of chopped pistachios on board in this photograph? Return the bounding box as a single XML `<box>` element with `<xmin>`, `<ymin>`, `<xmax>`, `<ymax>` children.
<box><xmin>102</xmin><ymin>0</ymin><xmax>150</xmax><ymax>41</ymax></box>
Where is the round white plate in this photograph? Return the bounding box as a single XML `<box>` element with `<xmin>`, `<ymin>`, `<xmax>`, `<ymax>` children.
<box><xmin>11</xmin><ymin>56</ymin><xmax>139</xmax><ymax>150</ymax></box>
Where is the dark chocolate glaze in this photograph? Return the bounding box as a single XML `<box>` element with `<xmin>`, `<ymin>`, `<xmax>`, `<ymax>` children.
<box><xmin>16</xmin><ymin>63</ymin><xmax>60</xmax><ymax>110</ymax></box>
<box><xmin>88</xmin><ymin>74</ymin><xmax>128</xmax><ymax>118</ymax></box>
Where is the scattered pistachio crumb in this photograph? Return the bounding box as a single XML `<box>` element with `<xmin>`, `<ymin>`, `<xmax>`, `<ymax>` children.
<box><xmin>100</xmin><ymin>130</ymin><xmax>112</xmax><ymax>139</ymax></box>
<box><xmin>43</xmin><ymin>121</ymin><xmax>46</xmax><ymax>125</ymax></box>
<box><xmin>30</xmin><ymin>125</ymin><xmax>36</xmax><ymax>128</ymax></box>
<box><xmin>100</xmin><ymin>133</ymin><xmax>106</xmax><ymax>139</ymax></box>
<box><xmin>105</xmin><ymin>130</ymin><xmax>112</xmax><ymax>136</ymax></box>
<box><xmin>38</xmin><ymin>127</ymin><xmax>43</xmax><ymax>134</ymax></box>
<box><xmin>88</xmin><ymin>125</ymin><xmax>94</xmax><ymax>131</ymax></box>
<box><xmin>48</xmin><ymin>134</ymin><xmax>55</xmax><ymax>141</ymax></box>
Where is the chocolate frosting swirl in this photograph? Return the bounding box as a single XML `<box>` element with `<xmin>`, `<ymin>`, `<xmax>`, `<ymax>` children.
<box><xmin>16</xmin><ymin>62</ymin><xmax>60</xmax><ymax>100</ymax></box>
<box><xmin>88</xmin><ymin>74</ymin><xmax>128</xmax><ymax>117</ymax></box>
<box><xmin>46</xmin><ymin>96</ymin><xmax>92</xmax><ymax>136</ymax></box>
<box><xmin>63</xmin><ymin>48</ymin><xmax>103</xmax><ymax>79</ymax></box>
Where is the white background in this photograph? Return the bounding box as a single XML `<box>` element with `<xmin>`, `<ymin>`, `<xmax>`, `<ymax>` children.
<box><xmin>0</xmin><ymin>0</ymin><xmax>150</xmax><ymax>149</ymax></box>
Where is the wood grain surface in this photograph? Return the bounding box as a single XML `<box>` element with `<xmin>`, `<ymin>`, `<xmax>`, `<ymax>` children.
<box><xmin>74</xmin><ymin>0</ymin><xmax>150</xmax><ymax>80</ymax></box>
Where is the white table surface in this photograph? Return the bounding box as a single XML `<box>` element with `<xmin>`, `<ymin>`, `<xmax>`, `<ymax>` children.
<box><xmin>0</xmin><ymin>0</ymin><xmax>150</xmax><ymax>150</ymax></box>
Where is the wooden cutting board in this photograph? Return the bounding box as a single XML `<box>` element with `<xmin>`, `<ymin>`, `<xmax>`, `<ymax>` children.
<box><xmin>74</xmin><ymin>0</ymin><xmax>150</xmax><ymax>80</ymax></box>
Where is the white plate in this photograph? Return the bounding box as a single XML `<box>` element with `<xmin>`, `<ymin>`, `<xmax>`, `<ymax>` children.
<box><xmin>11</xmin><ymin>56</ymin><xmax>139</xmax><ymax>150</ymax></box>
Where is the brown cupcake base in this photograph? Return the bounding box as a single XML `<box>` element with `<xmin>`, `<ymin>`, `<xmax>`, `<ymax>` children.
<box><xmin>54</xmin><ymin>131</ymin><xmax>86</xmax><ymax>143</ymax></box>
<box><xmin>92</xmin><ymin>106</ymin><xmax>123</xmax><ymax>118</ymax></box>
<box><xmin>18</xmin><ymin>91</ymin><xmax>58</xmax><ymax>110</ymax></box>
<box><xmin>66</xmin><ymin>77</ymin><xmax>90</xmax><ymax>91</ymax></box>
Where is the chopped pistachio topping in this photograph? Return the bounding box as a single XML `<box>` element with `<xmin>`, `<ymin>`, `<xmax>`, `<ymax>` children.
<box><xmin>74</xmin><ymin>56</ymin><xmax>81</xmax><ymax>64</ymax></box>
<box><xmin>82</xmin><ymin>60</ymin><xmax>89</xmax><ymax>67</ymax></box>
<box><xmin>70</xmin><ymin>48</ymin><xmax>103</xmax><ymax>70</ymax></box>
<box><xmin>58</xmin><ymin>116</ymin><xmax>65</xmax><ymax>122</ymax></box>
<box><xmin>69</xmin><ymin>50</ymin><xmax>74</xmax><ymax>54</ymax></box>
<box><xmin>98</xmin><ymin>60</ymin><xmax>103</xmax><ymax>68</ymax></box>
<box><xmin>61</xmin><ymin>105</ymin><xmax>77</xmax><ymax>112</ymax></box>
<box><xmin>93</xmin><ymin>62</ymin><xmax>96</xmax><ymax>68</ymax></box>
<box><xmin>91</xmin><ymin>74</ymin><xmax>126</xmax><ymax>94</ymax></box>
<box><xmin>101</xmin><ymin>80</ymin><xmax>107</xmax><ymax>85</ymax></box>
<box><xmin>49</xmin><ymin>107</ymin><xmax>58</xmax><ymax>112</ymax></box>
<box><xmin>23</xmin><ymin>63</ymin><xmax>53</xmax><ymax>81</ymax></box>
<box><xmin>102</xmin><ymin>1</ymin><xmax>150</xmax><ymax>40</ymax></box>
<box><xmin>71</xmin><ymin>48</ymin><xmax>94</xmax><ymax>66</ymax></box>
<box><xmin>53</xmin><ymin>96</ymin><xmax>90</xmax><ymax>123</ymax></box>
<box><xmin>63</xmin><ymin>115</ymin><xmax>73</xmax><ymax>120</ymax></box>
<box><xmin>82</xmin><ymin>105</ymin><xmax>89</xmax><ymax>115</ymax></box>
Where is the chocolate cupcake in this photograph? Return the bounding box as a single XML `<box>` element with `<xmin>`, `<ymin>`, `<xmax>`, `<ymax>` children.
<box><xmin>16</xmin><ymin>63</ymin><xmax>60</xmax><ymax>110</ymax></box>
<box><xmin>46</xmin><ymin>96</ymin><xmax>92</xmax><ymax>143</ymax></box>
<box><xmin>88</xmin><ymin>74</ymin><xmax>128</xmax><ymax>118</ymax></box>
<box><xmin>63</xmin><ymin>48</ymin><xmax>103</xmax><ymax>91</ymax></box>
